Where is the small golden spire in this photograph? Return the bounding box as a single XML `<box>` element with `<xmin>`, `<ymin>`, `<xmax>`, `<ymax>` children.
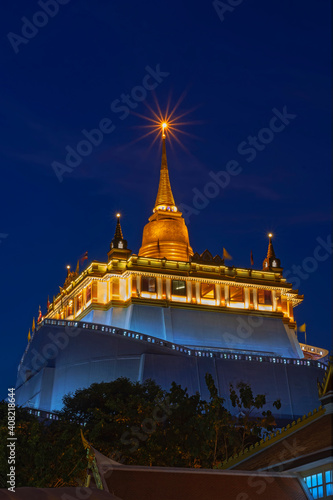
<box><xmin>107</xmin><ymin>213</ymin><xmax>131</xmax><ymax>261</ymax></box>
<box><xmin>267</xmin><ymin>233</ymin><xmax>276</xmax><ymax>259</ymax></box>
<box><xmin>262</xmin><ymin>233</ymin><xmax>282</xmax><ymax>271</ymax></box>
<box><xmin>154</xmin><ymin>124</ymin><xmax>177</xmax><ymax>212</ymax></box>
<box><xmin>114</xmin><ymin>213</ymin><xmax>124</xmax><ymax>240</ymax></box>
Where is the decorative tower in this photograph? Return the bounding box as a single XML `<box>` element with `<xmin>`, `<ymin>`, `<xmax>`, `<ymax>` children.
<box><xmin>108</xmin><ymin>214</ymin><xmax>131</xmax><ymax>260</ymax></box>
<box><xmin>262</xmin><ymin>233</ymin><xmax>283</xmax><ymax>272</ymax></box>
<box><xmin>139</xmin><ymin>123</ymin><xmax>193</xmax><ymax>261</ymax></box>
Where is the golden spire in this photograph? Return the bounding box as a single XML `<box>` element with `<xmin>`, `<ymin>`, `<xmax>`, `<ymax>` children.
<box><xmin>107</xmin><ymin>213</ymin><xmax>131</xmax><ymax>261</ymax></box>
<box><xmin>154</xmin><ymin>124</ymin><xmax>177</xmax><ymax>212</ymax></box>
<box><xmin>139</xmin><ymin>122</ymin><xmax>193</xmax><ymax>262</ymax></box>
<box><xmin>266</xmin><ymin>233</ymin><xmax>276</xmax><ymax>259</ymax></box>
<box><xmin>114</xmin><ymin>213</ymin><xmax>124</xmax><ymax>240</ymax></box>
<box><xmin>262</xmin><ymin>233</ymin><xmax>282</xmax><ymax>271</ymax></box>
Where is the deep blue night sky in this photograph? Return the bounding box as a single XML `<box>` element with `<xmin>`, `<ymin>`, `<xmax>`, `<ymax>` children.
<box><xmin>0</xmin><ymin>0</ymin><xmax>331</xmax><ymax>400</ymax></box>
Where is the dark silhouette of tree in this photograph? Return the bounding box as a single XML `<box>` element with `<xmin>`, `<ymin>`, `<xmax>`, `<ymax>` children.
<box><xmin>0</xmin><ymin>376</ymin><xmax>281</xmax><ymax>486</ymax></box>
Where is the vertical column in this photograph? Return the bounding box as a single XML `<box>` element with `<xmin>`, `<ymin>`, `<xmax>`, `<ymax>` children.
<box><xmin>216</xmin><ymin>283</ymin><xmax>221</xmax><ymax>306</ymax></box>
<box><xmin>192</xmin><ymin>282</ymin><xmax>196</xmax><ymax>303</ymax></box>
<box><xmin>106</xmin><ymin>280</ymin><xmax>110</xmax><ymax>303</ymax></box>
<box><xmin>272</xmin><ymin>290</ymin><xmax>277</xmax><ymax>311</ymax></box>
<box><xmin>119</xmin><ymin>279</ymin><xmax>126</xmax><ymax>301</ymax></box>
<box><xmin>288</xmin><ymin>302</ymin><xmax>294</xmax><ymax>320</ymax></box>
<box><xmin>157</xmin><ymin>277</ymin><xmax>162</xmax><ymax>299</ymax></box>
<box><xmin>224</xmin><ymin>285</ymin><xmax>229</xmax><ymax>306</ymax></box>
<box><xmin>166</xmin><ymin>278</ymin><xmax>171</xmax><ymax>300</ymax></box>
<box><xmin>187</xmin><ymin>280</ymin><xmax>192</xmax><ymax>303</ymax></box>
<box><xmin>131</xmin><ymin>275</ymin><xmax>137</xmax><ymax>296</ymax></box>
<box><xmin>136</xmin><ymin>275</ymin><xmax>141</xmax><ymax>295</ymax></box>
<box><xmin>92</xmin><ymin>281</ymin><xmax>98</xmax><ymax>302</ymax></box>
<box><xmin>220</xmin><ymin>284</ymin><xmax>225</xmax><ymax>306</ymax></box>
<box><xmin>253</xmin><ymin>288</ymin><xmax>258</xmax><ymax>309</ymax></box>
<box><xmin>244</xmin><ymin>288</ymin><xmax>250</xmax><ymax>309</ymax></box>
<box><xmin>195</xmin><ymin>282</ymin><xmax>200</xmax><ymax>303</ymax></box>
<box><xmin>98</xmin><ymin>282</ymin><xmax>107</xmax><ymax>303</ymax></box>
<box><xmin>249</xmin><ymin>288</ymin><xmax>254</xmax><ymax>309</ymax></box>
<box><xmin>127</xmin><ymin>276</ymin><xmax>132</xmax><ymax>300</ymax></box>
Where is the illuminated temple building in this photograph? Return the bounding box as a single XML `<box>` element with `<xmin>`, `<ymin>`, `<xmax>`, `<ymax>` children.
<box><xmin>16</xmin><ymin>126</ymin><xmax>329</xmax><ymax>422</ymax></box>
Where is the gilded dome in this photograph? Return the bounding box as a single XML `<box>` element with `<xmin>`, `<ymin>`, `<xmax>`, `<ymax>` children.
<box><xmin>139</xmin><ymin>213</ymin><xmax>193</xmax><ymax>261</ymax></box>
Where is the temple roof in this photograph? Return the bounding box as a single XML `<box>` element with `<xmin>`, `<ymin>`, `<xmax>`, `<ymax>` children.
<box><xmin>230</xmin><ymin>411</ymin><xmax>332</xmax><ymax>472</ymax></box>
<box><xmin>84</xmin><ymin>447</ymin><xmax>309</xmax><ymax>500</ymax></box>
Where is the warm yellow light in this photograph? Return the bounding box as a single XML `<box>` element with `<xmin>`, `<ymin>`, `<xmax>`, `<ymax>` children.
<box><xmin>268</xmin><ymin>233</ymin><xmax>273</xmax><ymax>238</ymax></box>
<box><xmin>66</xmin><ymin>265</ymin><xmax>70</xmax><ymax>269</ymax></box>
<box><xmin>117</xmin><ymin>213</ymin><xmax>121</xmax><ymax>218</ymax></box>
<box><xmin>162</xmin><ymin>122</ymin><xmax>168</xmax><ymax>130</ymax></box>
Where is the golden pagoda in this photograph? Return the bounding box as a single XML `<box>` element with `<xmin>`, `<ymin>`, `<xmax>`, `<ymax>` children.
<box><xmin>15</xmin><ymin>118</ymin><xmax>329</xmax><ymax>416</ymax></box>
<box><xmin>139</xmin><ymin>124</ymin><xmax>193</xmax><ymax>261</ymax></box>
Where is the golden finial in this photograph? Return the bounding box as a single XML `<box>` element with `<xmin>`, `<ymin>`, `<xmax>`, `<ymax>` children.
<box><xmin>114</xmin><ymin>213</ymin><xmax>124</xmax><ymax>240</ymax></box>
<box><xmin>162</xmin><ymin>122</ymin><xmax>167</xmax><ymax>138</ymax></box>
<box><xmin>154</xmin><ymin>123</ymin><xmax>177</xmax><ymax>212</ymax></box>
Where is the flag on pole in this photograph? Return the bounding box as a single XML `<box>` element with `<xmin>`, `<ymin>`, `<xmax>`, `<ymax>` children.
<box><xmin>223</xmin><ymin>248</ymin><xmax>233</xmax><ymax>260</ymax></box>
<box><xmin>250</xmin><ymin>250</ymin><xmax>254</xmax><ymax>266</ymax></box>
<box><xmin>28</xmin><ymin>329</ymin><xmax>31</xmax><ymax>342</ymax></box>
<box><xmin>298</xmin><ymin>323</ymin><xmax>307</xmax><ymax>344</ymax></box>
<box><xmin>32</xmin><ymin>317</ymin><xmax>36</xmax><ymax>333</ymax></box>
<box><xmin>79</xmin><ymin>251</ymin><xmax>88</xmax><ymax>266</ymax></box>
<box><xmin>38</xmin><ymin>305</ymin><xmax>42</xmax><ymax>323</ymax></box>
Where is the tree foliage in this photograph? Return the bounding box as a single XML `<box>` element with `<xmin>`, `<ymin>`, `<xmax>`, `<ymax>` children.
<box><xmin>0</xmin><ymin>376</ymin><xmax>281</xmax><ymax>486</ymax></box>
